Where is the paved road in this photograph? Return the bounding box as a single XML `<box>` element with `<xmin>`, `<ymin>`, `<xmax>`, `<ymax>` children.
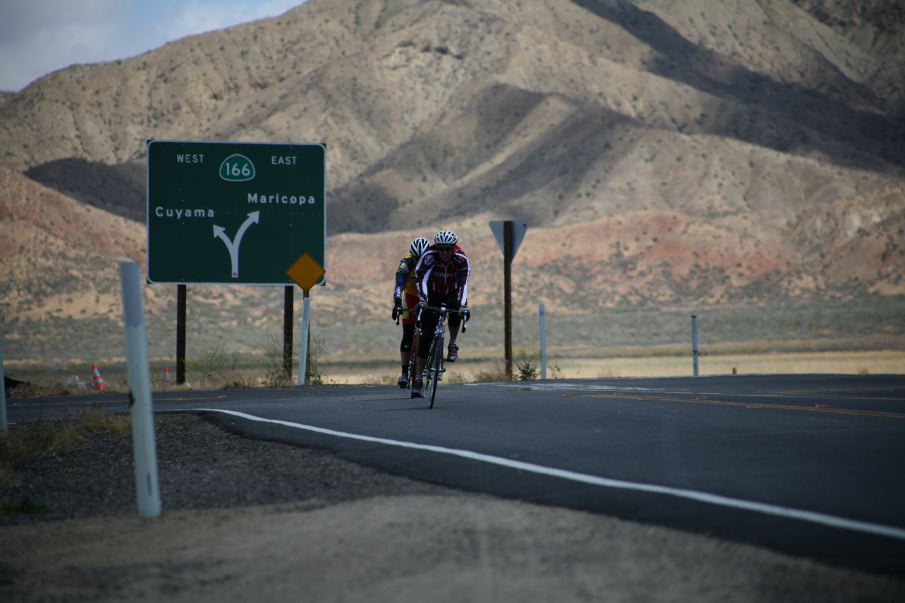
<box><xmin>8</xmin><ymin>374</ymin><xmax>905</xmax><ymax>576</ymax></box>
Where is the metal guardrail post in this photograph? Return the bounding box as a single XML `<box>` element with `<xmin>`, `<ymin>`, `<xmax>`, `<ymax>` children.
<box><xmin>0</xmin><ymin>328</ymin><xmax>7</xmax><ymax>436</ymax></box>
<box><xmin>539</xmin><ymin>304</ymin><xmax>547</xmax><ymax>380</ymax></box>
<box><xmin>298</xmin><ymin>291</ymin><xmax>311</xmax><ymax>385</ymax></box>
<box><xmin>692</xmin><ymin>314</ymin><xmax>700</xmax><ymax>377</ymax></box>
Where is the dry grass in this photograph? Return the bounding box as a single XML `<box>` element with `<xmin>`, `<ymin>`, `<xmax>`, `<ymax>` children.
<box><xmin>3</xmin><ymin>381</ymin><xmax>72</xmax><ymax>398</ymax></box>
<box><xmin>368</xmin><ymin>374</ymin><xmax>398</xmax><ymax>385</ymax></box>
<box><xmin>5</xmin><ymin>350</ymin><xmax>904</xmax><ymax>395</ymax></box>
<box><xmin>0</xmin><ymin>406</ymin><xmax>131</xmax><ymax>497</ymax></box>
<box><xmin>4</xmin><ymin>339</ymin><xmax>301</xmax><ymax>397</ymax></box>
<box><xmin>313</xmin><ymin>350</ymin><xmax>905</xmax><ymax>383</ymax></box>
<box><xmin>471</xmin><ymin>361</ymin><xmax>511</xmax><ymax>383</ymax></box>
<box><xmin>552</xmin><ymin>350</ymin><xmax>905</xmax><ymax>379</ymax></box>
<box><xmin>1</xmin><ymin>405</ymin><xmax>130</xmax><ymax>461</ymax></box>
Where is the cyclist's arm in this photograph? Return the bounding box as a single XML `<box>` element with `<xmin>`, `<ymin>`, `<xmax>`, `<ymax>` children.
<box><xmin>454</xmin><ymin>253</ymin><xmax>471</xmax><ymax>306</ymax></box>
<box><xmin>414</xmin><ymin>252</ymin><xmax>434</xmax><ymax>301</ymax></box>
<box><xmin>394</xmin><ymin>257</ymin><xmax>414</xmax><ymax>300</ymax></box>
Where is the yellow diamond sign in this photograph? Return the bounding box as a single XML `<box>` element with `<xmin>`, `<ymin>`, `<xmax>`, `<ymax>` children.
<box><xmin>286</xmin><ymin>252</ymin><xmax>325</xmax><ymax>293</ymax></box>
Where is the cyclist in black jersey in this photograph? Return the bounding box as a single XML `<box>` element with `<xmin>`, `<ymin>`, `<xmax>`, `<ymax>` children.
<box><xmin>411</xmin><ymin>230</ymin><xmax>470</xmax><ymax>397</ymax></box>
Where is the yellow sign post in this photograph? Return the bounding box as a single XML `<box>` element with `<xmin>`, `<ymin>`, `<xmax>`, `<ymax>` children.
<box><xmin>286</xmin><ymin>252</ymin><xmax>325</xmax><ymax>384</ymax></box>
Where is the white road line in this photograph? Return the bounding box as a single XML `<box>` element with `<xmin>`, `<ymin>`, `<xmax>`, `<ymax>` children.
<box><xmin>197</xmin><ymin>408</ymin><xmax>905</xmax><ymax>542</ymax></box>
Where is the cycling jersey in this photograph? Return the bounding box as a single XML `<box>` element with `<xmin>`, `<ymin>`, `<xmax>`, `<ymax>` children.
<box><xmin>394</xmin><ymin>255</ymin><xmax>419</xmax><ymax>299</ymax></box>
<box><xmin>415</xmin><ymin>244</ymin><xmax>470</xmax><ymax>306</ymax></box>
<box><xmin>394</xmin><ymin>255</ymin><xmax>421</xmax><ymax>325</ymax></box>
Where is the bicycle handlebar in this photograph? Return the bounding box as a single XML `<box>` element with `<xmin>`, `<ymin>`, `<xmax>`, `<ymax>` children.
<box><xmin>394</xmin><ymin>303</ymin><xmax>472</xmax><ymax>332</ymax></box>
<box><xmin>418</xmin><ymin>304</ymin><xmax>468</xmax><ymax>314</ymax></box>
<box><xmin>416</xmin><ymin>303</ymin><xmax>471</xmax><ymax>332</ymax></box>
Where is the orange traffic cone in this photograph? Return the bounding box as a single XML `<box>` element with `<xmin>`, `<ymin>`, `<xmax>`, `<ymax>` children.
<box><xmin>91</xmin><ymin>364</ymin><xmax>106</xmax><ymax>391</ymax></box>
<box><xmin>163</xmin><ymin>367</ymin><xmax>171</xmax><ymax>385</ymax></box>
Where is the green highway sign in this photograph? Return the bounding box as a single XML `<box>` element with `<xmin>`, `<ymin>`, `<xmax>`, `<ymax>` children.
<box><xmin>147</xmin><ymin>140</ymin><xmax>326</xmax><ymax>285</ymax></box>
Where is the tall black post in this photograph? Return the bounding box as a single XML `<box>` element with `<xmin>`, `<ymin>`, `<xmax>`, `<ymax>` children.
<box><xmin>504</xmin><ymin>221</ymin><xmax>513</xmax><ymax>381</ymax></box>
<box><xmin>176</xmin><ymin>284</ymin><xmax>186</xmax><ymax>384</ymax></box>
<box><xmin>283</xmin><ymin>286</ymin><xmax>294</xmax><ymax>380</ymax></box>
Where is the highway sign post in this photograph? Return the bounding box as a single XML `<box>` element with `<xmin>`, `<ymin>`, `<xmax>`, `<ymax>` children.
<box><xmin>489</xmin><ymin>220</ymin><xmax>528</xmax><ymax>380</ymax></box>
<box><xmin>147</xmin><ymin>140</ymin><xmax>326</xmax><ymax>382</ymax></box>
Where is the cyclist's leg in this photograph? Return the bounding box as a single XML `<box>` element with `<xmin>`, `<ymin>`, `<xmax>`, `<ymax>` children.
<box><xmin>429</xmin><ymin>330</ymin><xmax>444</xmax><ymax>408</ymax></box>
<box><xmin>408</xmin><ymin>325</ymin><xmax>420</xmax><ymax>374</ymax></box>
<box><xmin>412</xmin><ymin>345</ymin><xmax>425</xmax><ymax>398</ymax></box>
<box><xmin>446</xmin><ymin>294</ymin><xmax>462</xmax><ymax>362</ymax></box>
<box><xmin>433</xmin><ymin>326</ymin><xmax>445</xmax><ymax>381</ymax></box>
<box><xmin>416</xmin><ymin>307</ymin><xmax>439</xmax><ymax>369</ymax></box>
<box><xmin>399</xmin><ymin>322</ymin><xmax>415</xmax><ymax>387</ymax></box>
<box><xmin>413</xmin><ymin>306</ymin><xmax>438</xmax><ymax>395</ymax></box>
<box><xmin>399</xmin><ymin>291</ymin><xmax>420</xmax><ymax>386</ymax></box>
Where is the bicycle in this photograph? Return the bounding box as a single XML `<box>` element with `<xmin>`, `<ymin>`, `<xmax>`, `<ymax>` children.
<box><xmin>393</xmin><ymin>304</ymin><xmax>422</xmax><ymax>393</ymax></box>
<box><xmin>414</xmin><ymin>303</ymin><xmax>469</xmax><ymax>408</ymax></box>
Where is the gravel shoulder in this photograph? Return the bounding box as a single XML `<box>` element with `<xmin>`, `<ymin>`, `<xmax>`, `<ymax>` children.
<box><xmin>1</xmin><ymin>413</ymin><xmax>903</xmax><ymax>602</ymax></box>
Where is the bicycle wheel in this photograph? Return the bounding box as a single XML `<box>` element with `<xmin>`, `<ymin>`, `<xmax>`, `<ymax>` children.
<box><xmin>429</xmin><ymin>333</ymin><xmax>444</xmax><ymax>409</ymax></box>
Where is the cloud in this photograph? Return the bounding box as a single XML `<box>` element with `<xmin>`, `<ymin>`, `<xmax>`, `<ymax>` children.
<box><xmin>0</xmin><ymin>0</ymin><xmax>305</xmax><ymax>92</ymax></box>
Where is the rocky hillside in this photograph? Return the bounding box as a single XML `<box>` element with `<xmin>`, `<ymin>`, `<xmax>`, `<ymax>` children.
<box><xmin>2</xmin><ymin>164</ymin><xmax>902</xmax><ymax>363</ymax></box>
<box><xmin>3</xmin><ymin>0</ymin><xmax>903</xmax><ymax>226</ymax></box>
<box><xmin>0</xmin><ymin>0</ymin><xmax>903</xmax><ymax>363</ymax></box>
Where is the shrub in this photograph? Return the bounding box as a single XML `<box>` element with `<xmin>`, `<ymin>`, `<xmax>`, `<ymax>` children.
<box><xmin>263</xmin><ymin>335</ymin><xmax>292</xmax><ymax>387</ymax></box>
<box><xmin>515</xmin><ymin>347</ymin><xmax>540</xmax><ymax>382</ymax></box>
<box><xmin>189</xmin><ymin>346</ymin><xmax>245</xmax><ymax>388</ymax></box>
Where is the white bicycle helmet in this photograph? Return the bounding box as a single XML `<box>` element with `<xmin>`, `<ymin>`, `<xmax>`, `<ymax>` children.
<box><xmin>434</xmin><ymin>230</ymin><xmax>458</xmax><ymax>246</ymax></box>
<box><xmin>410</xmin><ymin>237</ymin><xmax>430</xmax><ymax>257</ymax></box>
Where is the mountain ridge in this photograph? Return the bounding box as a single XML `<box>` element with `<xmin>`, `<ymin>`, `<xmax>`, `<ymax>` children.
<box><xmin>1</xmin><ymin>0</ymin><xmax>903</xmax><ymax>363</ymax></box>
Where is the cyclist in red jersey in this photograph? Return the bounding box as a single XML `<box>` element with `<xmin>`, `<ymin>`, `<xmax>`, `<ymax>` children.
<box><xmin>392</xmin><ymin>236</ymin><xmax>430</xmax><ymax>388</ymax></box>
<box><xmin>411</xmin><ymin>230</ymin><xmax>471</xmax><ymax>397</ymax></box>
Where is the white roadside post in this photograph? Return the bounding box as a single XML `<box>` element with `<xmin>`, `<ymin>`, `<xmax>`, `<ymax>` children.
<box><xmin>299</xmin><ymin>292</ymin><xmax>311</xmax><ymax>385</ymax></box>
<box><xmin>0</xmin><ymin>327</ymin><xmax>7</xmax><ymax>436</ymax></box>
<box><xmin>120</xmin><ymin>261</ymin><xmax>161</xmax><ymax>518</ymax></box>
<box><xmin>539</xmin><ymin>304</ymin><xmax>547</xmax><ymax>380</ymax></box>
<box><xmin>691</xmin><ymin>314</ymin><xmax>700</xmax><ymax>377</ymax></box>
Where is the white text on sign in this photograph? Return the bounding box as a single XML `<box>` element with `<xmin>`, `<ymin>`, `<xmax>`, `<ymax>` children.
<box><xmin>271</xmin><ymin>155</ymin><xmax>297</xmax><ymax>166</ymax></box>
<box><xmin>176</xmin><ymin>154</ymin><xmax>205</xmax><ymax>164</ymax></box>
<box><xmin>247</xmin><ymin>193</ymin><xmax>316</xmax><ymax>205</ymax></box>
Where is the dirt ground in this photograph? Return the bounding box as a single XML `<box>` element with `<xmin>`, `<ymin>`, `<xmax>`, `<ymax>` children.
<box><xmin>4</xmin><ymin>495</ymin><xmax>905</xmax><ymax>603</ymax></box>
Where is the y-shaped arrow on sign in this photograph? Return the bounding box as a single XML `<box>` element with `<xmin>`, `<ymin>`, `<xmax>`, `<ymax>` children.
<box><xmin>213</xmin><ymin>211</ymin><xmax>260</xmax><ymax>278</ymax></box>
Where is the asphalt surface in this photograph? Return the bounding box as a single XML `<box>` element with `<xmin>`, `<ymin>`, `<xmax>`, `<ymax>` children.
<box><xmin>7</xmin><ymin>374</ymin><xmax>905</xmax><ymax>577</ymax></box>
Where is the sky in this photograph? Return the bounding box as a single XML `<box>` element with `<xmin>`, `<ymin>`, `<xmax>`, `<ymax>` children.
<box><xmin>0</xmin><ymin>0</ymin><xmax>306</xmax><ymax>92</ymax></box>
